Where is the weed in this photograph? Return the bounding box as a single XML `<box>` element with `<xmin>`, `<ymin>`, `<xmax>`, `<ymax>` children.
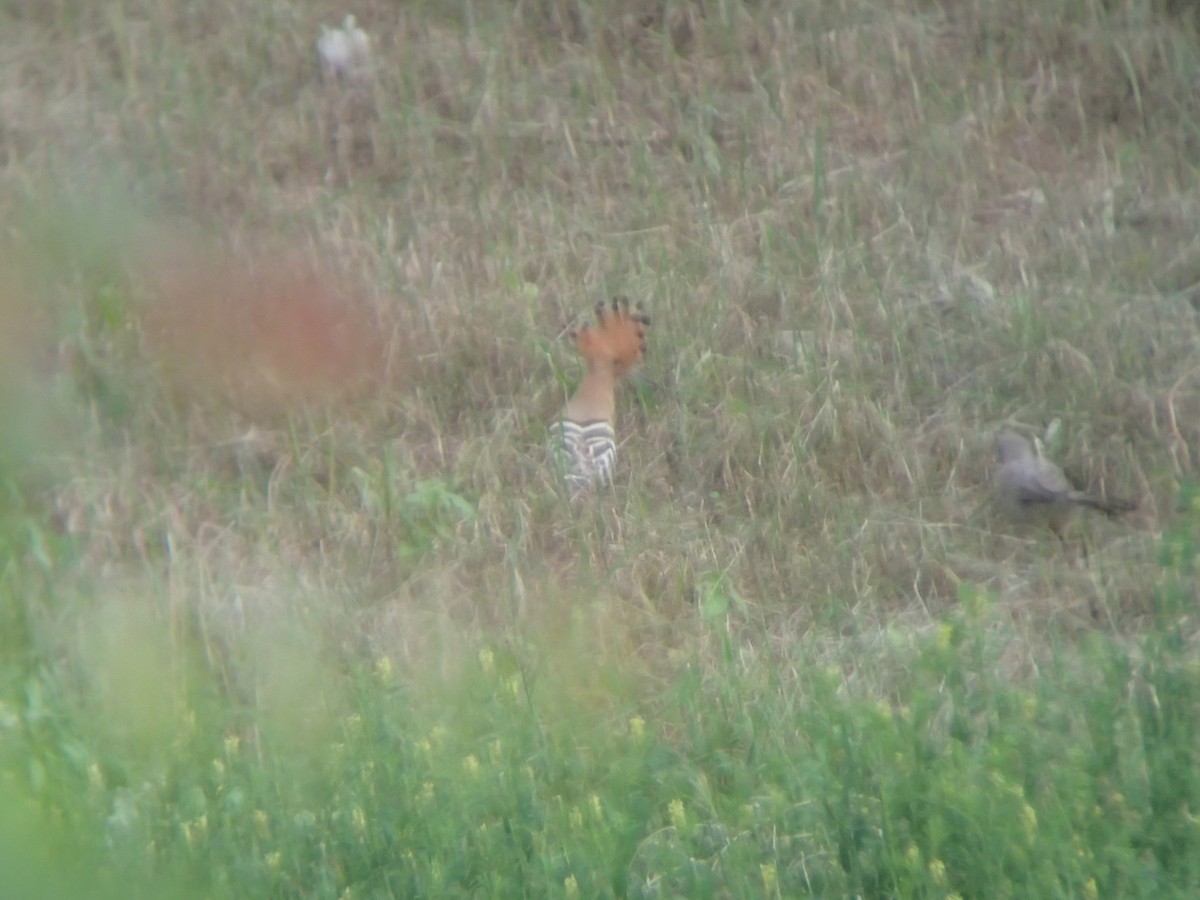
<box><xmin>2</xmin><ymin>0</ymin><xmax>1199</xmax><ymax>896</ymax></box>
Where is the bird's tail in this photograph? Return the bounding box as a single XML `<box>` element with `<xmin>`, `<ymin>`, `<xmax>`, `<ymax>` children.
<box><xmin>1070</xmin><ymin>492</ymin><xmax>1136</xmax><ymax>517</ymax></box>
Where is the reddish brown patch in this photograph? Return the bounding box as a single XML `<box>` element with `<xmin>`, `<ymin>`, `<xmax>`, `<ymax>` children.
<box><xmin>140</xmin><ymin>240</ymin><xmax>386</xmax><ymax>414</ymax></box>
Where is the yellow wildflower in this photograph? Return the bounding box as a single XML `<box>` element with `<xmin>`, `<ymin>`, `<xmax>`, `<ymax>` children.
<box><xmin>668</xmin><ymin>799</ymin><xmax>687</xmax><ymax>831</ymax></box>
<box><xmin>1021</xmin><ymin>803</ymin><xmax>1038</xmax><ymax>842</ymax></box>
<box><xmin>928</xmin><ymin>858</ymin><xmax>946</xmax><ymax>885</ymax></box>
<box><xmin>760</xmin><ymin>864</ymin><xmax>777</xmax><ymax>893</ymax></box>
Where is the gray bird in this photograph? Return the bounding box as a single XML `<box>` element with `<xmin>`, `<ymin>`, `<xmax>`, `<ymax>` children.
<box><xmin>993</xmin><ymin>430</ymin><xmax>1133</xmax><ymax>538</ymax></box>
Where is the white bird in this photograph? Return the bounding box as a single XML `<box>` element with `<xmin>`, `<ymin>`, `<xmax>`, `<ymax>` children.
<box><xmin>317</xmin><ymin>14</ymin><xmax>372</xmax><ymax>82</ymax></box>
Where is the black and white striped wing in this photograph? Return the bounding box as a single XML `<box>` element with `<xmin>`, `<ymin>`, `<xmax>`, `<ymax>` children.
<box><xmin>550</xmin><ymin>418</ymin><xmax>617</xmax><ymax>490</ymax></box>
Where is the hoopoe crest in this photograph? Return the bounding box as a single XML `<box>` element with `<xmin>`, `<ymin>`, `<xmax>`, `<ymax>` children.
<box><xmin>550</xmin><ymin>296</ymin><xmax>650</xmax><ymax>493</ymax></box>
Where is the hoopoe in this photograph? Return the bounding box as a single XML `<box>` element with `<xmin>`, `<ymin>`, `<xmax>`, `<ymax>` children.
<box><xmin>550</xmin><ymin>296</ymin><xmax>650</xmax><ymax>493</ymax></box>
<box><xmin>993</xmin><ymin>430</ymin><xmax>1133</xmax><ymax>540</ymax></box>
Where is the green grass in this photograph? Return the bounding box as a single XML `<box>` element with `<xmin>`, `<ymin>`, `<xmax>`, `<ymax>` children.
<box><xmin>2</xmin><ymin>0</ymin><xmax>1200</xmax><ymax>896</ymax></box>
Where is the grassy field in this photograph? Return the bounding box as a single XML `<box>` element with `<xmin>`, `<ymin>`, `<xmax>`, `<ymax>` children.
<box><xmin>2</xmin><ymin>0</ymin><xmax>1200</xmax><ymax>896</ymax></box>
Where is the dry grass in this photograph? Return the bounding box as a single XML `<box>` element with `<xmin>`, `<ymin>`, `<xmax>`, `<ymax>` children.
<box><xmin>2</xmin><ymin>0</ymin><xmax>1199</xmax><ymax>724</ymax></box>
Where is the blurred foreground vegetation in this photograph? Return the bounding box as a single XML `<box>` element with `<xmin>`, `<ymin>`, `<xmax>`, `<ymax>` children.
<box><xmin>2</xmin><ymin>0</ymin><xmax>1200</xmax><ymax>896</ymax></box>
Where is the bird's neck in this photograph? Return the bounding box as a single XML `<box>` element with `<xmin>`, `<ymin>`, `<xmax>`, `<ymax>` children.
<box><xmin>564</xmin><ymin>363</ymin><xmax>617</xmax><ymax>422</ymax></box>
